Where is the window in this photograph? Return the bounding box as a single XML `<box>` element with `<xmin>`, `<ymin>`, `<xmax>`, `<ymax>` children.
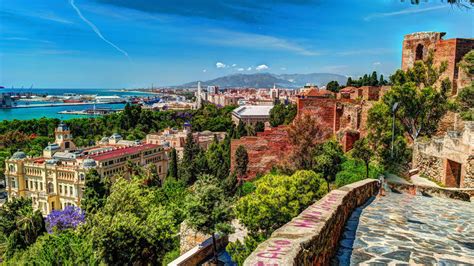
<box><xmin>40</xmin><ymin>182</ymin><xmax>43</xmax><ymax>191</ymax></box>
<box><xmin>48</xmin><ymin>183</ymin><xmax>54</xmax><ymax>193</ymax></box>
<box><xmin>59</xmin><ymin>185</ymin><xmax>62</xmax><ymax>194</ymax></box>
<box><xmin>11</xmin><ymin>178</ymin><xmax>16</xmax><ymax>189</ymax></box>
<box><xmin>415</xmin><ymin>44</ymin><xmax>424</xmax><ymax>61</ymax></box>
<box><xmin>35</xmin><ymin>181</ymin><xmax>38</xmax><ymax>190</ymax></box>
<box><xmin>159</xmin><ymin>165</ymin><xmax>162</xmax><ymax>173</ymax></box>
<box><xmin>30</xmin><ymin>180</ymin><xmax>33</xmax><ymax>189</ymax></box>
<box><xmin>25</xmin><ymin>180</ymin><xmax>29</xmax><ymax>189</ymax></box>
<box><xmin>69</xmin><ymin>186</ymin><xmax>73</xmax><ymax>195</ymax></box>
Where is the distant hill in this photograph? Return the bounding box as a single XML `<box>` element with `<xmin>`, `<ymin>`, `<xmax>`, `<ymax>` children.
<box><xmin>177</xmin><ymin>72</ymin><xmax>347</xmax><ymax>88</ymax></box>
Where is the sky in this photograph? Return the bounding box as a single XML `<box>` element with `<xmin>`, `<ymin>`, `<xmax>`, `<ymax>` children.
<box><xmin>0</xmin><ymin>0</ymin><xmax>472</xmax><ymax>88</ymax></box>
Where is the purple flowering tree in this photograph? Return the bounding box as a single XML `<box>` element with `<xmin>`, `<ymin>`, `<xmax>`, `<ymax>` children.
<box><xmin>45</xmin><ymin>205</ymin><xmax>85</xmax><ymax>233</ymax></box>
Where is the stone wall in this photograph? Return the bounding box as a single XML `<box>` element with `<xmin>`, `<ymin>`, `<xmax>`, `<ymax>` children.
<box><xmin>413</xmin><ymin>152</ymin><xmax>445</xmax><ymax>184</ymax></box>
<box><xmin>244</xmin><ymin>179</ymin><xmax>378</xmax><ymax>266</ymax></box>
<box><xmin>179</xmin><ymin>222</ymin><xmax>209</xmax><ymax>255</ymax></box>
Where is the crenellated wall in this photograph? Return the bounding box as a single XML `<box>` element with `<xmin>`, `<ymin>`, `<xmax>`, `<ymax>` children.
<box><xmin>244</xmin><ymin>179</ymin><xmax>378</xmax><ymax>266</ymax></box>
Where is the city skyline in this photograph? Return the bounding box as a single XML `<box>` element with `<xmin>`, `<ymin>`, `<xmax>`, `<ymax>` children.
<box><xmin>0</xmin><ymin>0</ymin><xmax>472</xmax><ymax>88</ymax></box>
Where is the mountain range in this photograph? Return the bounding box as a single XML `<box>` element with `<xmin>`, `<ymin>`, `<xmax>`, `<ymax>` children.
<box><xmin>177</xmin><ymin>73</ymin><xmax>347</xmax><ymax>88</ymax></box>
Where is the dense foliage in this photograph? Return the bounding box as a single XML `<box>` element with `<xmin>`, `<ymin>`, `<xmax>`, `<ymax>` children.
<box><xmin>228</xmin><ymin>170</ymin><xmax>327</xmax><ymax>264</ymax></box>
<box><xmin>269</xmin><ymin>102</ymin><xmax>297</xmax><ymax>127</ymax></box>
<box><xmin>312</xmin><ymin>139</ymin><xmax>345</xmax><ymax>191</ymax></box>
<box><xmin>335</xmin><ymin>158</ymin><xmax>384</xmax><ymax>188</ymax></box>
<box><xmin>0</xmin><ymin>198</ymin><xmax>46</xmax><ymax>259</ymax></box>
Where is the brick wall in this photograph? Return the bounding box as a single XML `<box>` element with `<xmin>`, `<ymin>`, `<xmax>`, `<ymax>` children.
<box><xmin>230</xmin><ymin>126</ymin><xmax>292</xmax><ymax>179</ymax></box>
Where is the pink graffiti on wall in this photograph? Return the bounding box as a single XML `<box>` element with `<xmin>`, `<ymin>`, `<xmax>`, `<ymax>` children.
<box><xmin>291</xmin><ymin>192</ymin><xmax>344</xmax><ymax>228</ymax></box>
<box><xmin>254</xmin><ymin>239</ymin><xmax>292</xmax><ymax>264</ymax></box>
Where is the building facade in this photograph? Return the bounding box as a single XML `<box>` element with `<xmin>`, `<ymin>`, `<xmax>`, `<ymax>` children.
<box><xmin>5</xmin><ymin>123</ymin><xmax>168</xmax><ymax>215</ymax></box>
<box><xmin>146</xmin><ymin>124</ymin><xmax>226</xmax><ymax>158</ymax></box>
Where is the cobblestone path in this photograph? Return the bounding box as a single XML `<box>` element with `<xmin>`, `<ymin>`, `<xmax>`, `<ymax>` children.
<box><xmin>334</xmin><ymin>192</ymin><xmax>474</xmax><ymax>265</ymax></box>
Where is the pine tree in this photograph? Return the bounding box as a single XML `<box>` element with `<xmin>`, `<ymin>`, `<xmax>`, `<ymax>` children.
<box><xmin>346</xmin><ymin>77</ymin><xmax>353</xmax><ymax>87</ymax></box>
<box><xmin>167</xmin><ymin>148</ymin><xmax>178</xmax><ymax>178</ymax></box>
<box><xmin>236</xmin><ymin>120</ymin><xmax>247</xmax><ymax>139</ymax></box>
<box><xmin>81</xmin><ymin>169</ymin><xmax>108</xmax><ymax>214</ymax></box>
<box><xmin>234</xmin><ymin>145</ymin><xmax>249</xmax><ymax>178</ymax></box>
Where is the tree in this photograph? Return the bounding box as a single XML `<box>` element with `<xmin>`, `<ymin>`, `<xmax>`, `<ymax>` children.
<box><xmin>386</xmin><ymin>53</ymin><xmax>450</xmax><ymax>141</ymax></box>
<box><xmin>90</xmin><ymin>178</ymin><xmax>177</xmax><ymax>264</ymax></box>
<box><xmin>312</xmin><ymin>139</ymin><xmax>345</xmax><ymax>191</ymax></box>
<box><xmin>142</xmin><ymin>163</ymin><xmax>161</xmax><ymax>187</ymax></box>
<box><xmin>45</xmin><ymin>206</ymin><xmax>85</xmax><ymax>233</ymax></box>
<box><xmin>185</xmin><ymin>175</ymin><xmax>233</xmax><ymax>264</ymax></box>
<box><xmin>234</xmin><ymin>145</ymin><xmax>249</xmax><ymax>179</ymax></box>
<box><xmin>0</xmin><ymin>198</ymin><xmax>46</xmax><ymax>259</ymax></box>
<box><xmin>346</xmin><ymin>77</ymin><xmax>353</xmax><ymax>87</ymax></box>
<box><xmin>236</xmin><ymin>120</ymin><xmax>247</xmax><ymax>138</ymax></box>
<box><xmin>180</xmin><ymin>132</ymin><xmax>202</xmax><ymax>184</ymax></box>
<box><xmin>370</xmin><ymin>71</ymin><xmax>379</xmax><ymax>86</ymax></box>
<box><xmin>81</xmin><ymin>169</ymin><xmax>108</xmax><ymax>214</ymax></box>
<box><xmin>235</xmin><ymin>170</ymin><xmax>326</xmax><ymax>237</ymax></box>
<box><xmin>287</xmin><ymin>113</ymin><xmax>324</xmax><ymax>170</ymax></box>
<box><xmin>269</xmin><ymin>103</ymin><xmax>297</xmax><ymax>127</ymax></box>
<box><xmin>456</xmin><ymin>83</ymin><xmax>474</xmax><ymax>121</ymax></box>
<box><xmin>351</xmin><ymin>138</ymin><xmax>374</xmax><ymax>179</ymax></box>
<box><xmin>167</xmin><ymin>148</ymin><xmax>178</xmax><ymax>178</ymax></box>
<box><xmin>5</xmin><ymin>230</ymin><xmax>98</xmax><ymax>265</ymax></box>
<box><xmin>254</xmin><ymin>121</ymin><xmax>265</xmax><ymax>133</ymax></box>
<box><xmin>459</xmin><ymin>50</ymin><xmax>474</xmax><ymax>75</ymax></box>
<box><xmin>326</xmin><ymin>80</ymin><xmax>341</xmax><ymax>93</ymax></box>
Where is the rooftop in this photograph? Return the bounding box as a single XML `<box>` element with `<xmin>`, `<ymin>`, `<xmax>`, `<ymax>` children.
<box><xmin>232</xmin><ymin>105</ymin><xmax>274</xmax><ymax>117</ymax></box>
<box><xmin>88</xmin><ymin>143</ymin><xmax>160</xmax><ymax>161</ymax></box>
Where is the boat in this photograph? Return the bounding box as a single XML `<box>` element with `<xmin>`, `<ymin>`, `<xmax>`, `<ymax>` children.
<box><xmin>95</xmin><ymin>95</ymin><xmax>126</xmax><ymax>103</ymax></box>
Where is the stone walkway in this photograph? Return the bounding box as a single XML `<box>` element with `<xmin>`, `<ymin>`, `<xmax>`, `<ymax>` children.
<box><xmin>334</xmin><ymin>192</ymin><xmax>474</xmax><ymax>265</ymax></box>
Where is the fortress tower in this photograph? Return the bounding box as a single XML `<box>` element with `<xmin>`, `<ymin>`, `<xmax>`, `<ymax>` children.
<box><xmin>401</xmin><ymin>32</ymin><xmax>474</xmax><ymax>95</ymax></box>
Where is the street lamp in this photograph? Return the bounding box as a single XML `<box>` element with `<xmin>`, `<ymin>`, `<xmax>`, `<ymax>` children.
<box><xmin>391</xmin><ymin>102</ymin><xmax>400</xmax><ymax>159</ymax></box>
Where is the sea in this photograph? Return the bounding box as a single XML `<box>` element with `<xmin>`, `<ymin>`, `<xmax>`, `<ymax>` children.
<box><xmin>0</xmin><ymin>88</ymin><xmax>157</xmax><ymax>121</ymax></box>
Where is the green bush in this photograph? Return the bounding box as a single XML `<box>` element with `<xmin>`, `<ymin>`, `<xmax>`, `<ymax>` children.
<box><xmin>335</xmin><ymin>158</ymin><xmax>384</xmax><ymax>188</ymax></box>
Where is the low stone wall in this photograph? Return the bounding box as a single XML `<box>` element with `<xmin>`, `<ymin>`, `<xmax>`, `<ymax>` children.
<box><xmin>388</xmin><ymin>182</ymin><xmax>471</xmax><ymax>201</ymax></box>
<box><xmin>169</xmin><ymin>235</ymin><xmax>228</xmax><ymax>266</ymax></box>
<box><xmin>244</xmin><ymin>179</ymin><xmax>378</xmax><ymax>266</ymax></box>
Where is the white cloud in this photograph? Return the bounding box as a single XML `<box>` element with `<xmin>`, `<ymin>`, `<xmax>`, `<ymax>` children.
<box><xmin>216</xmin><ymin>62</ymin><xmax>226</xmax><ymax>68</ymax></box>
<box><xmin>231</xmin><ymin>64</ymin><xmax>237</xmax><ymax>67</ymax></box>
<box><xmin>364</xmin><ymin>5</ymin><xmax>447</xmax><ymax>21</ymax></box>
<box><xmin>373</xmin><ymin>62</ymin><xmax>381</xmax><ymax>66</ymax></box>
<box><xmin>247</xmin><ymin>67</ymin><xmax>252</xmax><ymax>71</ymax></box>
<box><xmin>237</xmin><ymin>68</ymin><xmax>245</xmax><ymax>71</ymax></box>
<box><xmin>280</xmin><ymin>67</ymin><xmax>287</xmax><ymax>71</ymax></box>
<box><xmin>256</xmin><ymin>64</ymin><xmax>269</xmax><ymax>71</ymax></box>
<box><xmin>197</xmin><ymin>29</ymin><xmax>319</xmax><ymax>56</ymax></box>
<box><xmin>202</xmin><ymin>69</ymin><xmax>207</xmax><ymax>72</ymax></box>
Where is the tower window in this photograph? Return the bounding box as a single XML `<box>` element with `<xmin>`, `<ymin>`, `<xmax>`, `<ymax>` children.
<box><xmin>415</xmin><ymin>44</ymin><xmax>424</xmax><ymax>61</ymax></box>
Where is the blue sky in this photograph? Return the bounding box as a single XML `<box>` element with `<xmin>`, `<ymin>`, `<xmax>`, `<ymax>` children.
<box><xmin>0</xmin><ymin>0</ymin><xmax>472</xmax><ymax>88</ymax></box>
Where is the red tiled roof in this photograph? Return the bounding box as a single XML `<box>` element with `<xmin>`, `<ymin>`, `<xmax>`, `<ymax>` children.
<box><xmin>304</xmin><ymin>89</ymin><xmax>333</xmax><ymax>97</ymax></box>
<box><xmin>89</xmin><ymin>144</ymin><xmax>159</xmax><ymax>161</ymax></box>
<box><xmin>340</xmin><ymin>86</ymin><xmax>356</xmax><ymax>93</ymax></box>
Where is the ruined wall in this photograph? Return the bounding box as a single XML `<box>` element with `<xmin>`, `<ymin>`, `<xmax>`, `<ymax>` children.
<box><xmin>244</xmin><ymin>179</ymin><xmax>378</xmax><ymax>266</ymax></box>
<box><xmin>297</xmin><ymin>97</ymin><xmax>336</xmax><ymax>134</ymax></box>
<box><xmin>231</xmin><ymin>126</ymin><xmax>292</xmax><ymax>179</ymax></box>
<box><xmin>413</xmin><ymin>151</ymin><xmax>445</xmax><ymax>185</ymax></box>
<box><xmin>465</xmin><ymin>156</ymin><xmax>474</xmax><ymax>188</ymax></box>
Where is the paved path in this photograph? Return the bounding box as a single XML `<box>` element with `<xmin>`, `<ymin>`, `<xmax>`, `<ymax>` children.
<box><xmin>334</xmin><ymin>192</ymin><xmax>474</xmax><ymax>265</ymax></box>
<box><xmin>411</xmin><ymin>174</ymin><xmax>441</xmax><ymax>188</ymax></box>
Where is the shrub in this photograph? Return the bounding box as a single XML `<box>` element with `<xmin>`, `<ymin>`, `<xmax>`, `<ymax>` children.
<box><xmin>335</xmin><ymin>158</ymin><xmax>384</xmax><ymax>188</ymax></box>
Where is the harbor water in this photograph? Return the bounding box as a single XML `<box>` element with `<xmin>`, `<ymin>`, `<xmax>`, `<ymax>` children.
<box><xmin>0</xmin><ymin>88</ymin><xmax>156</xmax><ymax>121</ymax></box>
